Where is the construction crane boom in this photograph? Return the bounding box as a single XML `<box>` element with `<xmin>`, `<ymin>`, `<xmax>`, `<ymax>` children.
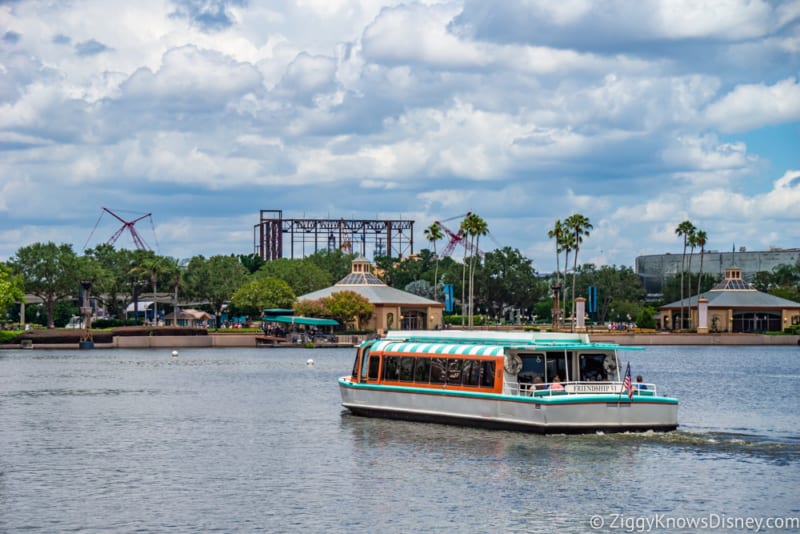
<box><xmin>103</xmin><ymin>207</ymin><xmax>152</xmax><ymax>250</ymax></box>
<box><xmin>435</xmin><ymin>212</ymin><xmax>483</xmax><ymax>258</ymax></box>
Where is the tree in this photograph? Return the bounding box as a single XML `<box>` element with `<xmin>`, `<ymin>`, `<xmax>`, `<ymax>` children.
<box><xmin>10</xmin><ymin>242</ymin><xmax>85</xmax><ymax>328</ymax></box>
<box><xmin>547</xmin><ymin>219</ymin><xmax>565</xmax><ymax>327</ymax></box>
<box><xmin>565</xmin><ymin>213</ymin><xmax>592</xmax><ymax>331</ymax></box>
<box><xmin>83</xmin><ymin>244</ymin><xmax>138</xmax><ymax>320</ymax></box>
<box><xmin>404</xmin><ymin>279</ymin><xmax>435</xmax><ymax>299</ymax></box>
<box><xmin>164</xmin><ymin>257</ymin><xmax>184</xmax><ymax>326</ymax></box>
<box><xmin>476</xmin><ymin>247</ymin><xmax>547</xmax><ymax>320</ymax></box>
<box><xmin>238</xmin><ymin>253</ymin><xmax>265</xmax><ymax>274</ymax></box>
<box><xmin>183</xmin><ymin>255</ymin><xmax>248</xmax><ymax>328</ymax></box>
<box><xmin>254</xmin><ymin>258</ymin><xmax>332</xmax><ymax>296</ymax></box>
<box><xmin>0</xmin><ymin>262</ymin><xmax>25</xmax><ymax>315</ymax></box>
<box><xmin>424</xmin><ymin>223</ymin><xmax>444</xmax><ymax>300</ymax></box>
<box><xmin>460</xmin><ymin>213</ymin><xmax>488</xmax><ymax>326</ymax></box>
<box><xmin>559</xmin><ymin>231</ymin><xmax>576</xmax><ymax>327</ymax></box>
<box><xmin>322</xmin><ymin>290</ymin><xmax>373</xmax><ymax>329</ymax></box>
<box><xmin>305</xmin><ymin>249</ymin><xmax>357</xmax><ymax>282</ymax></box>
<box><xmin>695</xmin><ymin>229</ymin><xmax>708</xmax><ymax>299</ymax></box>
<box><xmin>573</xmin><ymin>264</ymin><xmax>645</xmax><ymax>324</ymax></box>
<box><xmin>231</xmin><ymin>277</ymin><xmax>295</xmax><ymax>316</ymax></box>
<box><xmin>294</xmin><ymin>298</ymin><xmax>328</xmax><ymax>318</ymax></box>
<box><xmin>129</xmin><ymin>251</ymin><xmax>175</xmax><ymax>325</ymax></box>
<box><xmin>674</xmin><ymin>220</ymin><xmax>696</xmax><ymax>329</ymax></box>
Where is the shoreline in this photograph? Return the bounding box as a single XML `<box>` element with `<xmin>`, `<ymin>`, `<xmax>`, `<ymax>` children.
<box><xmin>2</xmin><ymin>331</ymin><xmax>798</xmax><ymax>350</ymax></box>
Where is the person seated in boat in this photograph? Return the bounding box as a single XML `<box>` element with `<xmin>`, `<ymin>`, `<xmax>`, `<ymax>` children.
<box><xmin>635</xmin><ymin>375</ymin><xmax>647</xmax><ymax>392</ymax></box>
<box><xmin>532</xmin><ymin>375</ymin><xmax>545</xmax><ymax>391</ymax></box>
<box><xmin>548</xmin><ymin>375</ymin><xmax>564</xmax><ymax>391</ymax></box>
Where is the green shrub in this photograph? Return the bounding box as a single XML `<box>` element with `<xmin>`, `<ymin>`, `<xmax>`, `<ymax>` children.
<box><xmin>0</xmin><ymin>330</ymin><xmax>22</xmax><ymax>344</ymax></box>
<box><xmin>111</xmin><ymin>326</ymin><xmax>209</xmax><ymax>337</ymax></box>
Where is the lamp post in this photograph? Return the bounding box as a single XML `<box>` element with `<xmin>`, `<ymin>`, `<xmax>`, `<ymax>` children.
<box><xmin>79</xmin><ymin>280</ymin><xmax>94</xmax><ymax>349</ymax></box>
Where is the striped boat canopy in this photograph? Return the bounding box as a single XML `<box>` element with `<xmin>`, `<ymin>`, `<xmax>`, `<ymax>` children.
<box><xmin>371</xmin><ymin>340</ymin><xmax>507</xmax><ymax>357</ymax></box>
<box><xmin>368</xmin><ymin>339</ymin><xmax>642</xmax><ymax>354</ymax></box>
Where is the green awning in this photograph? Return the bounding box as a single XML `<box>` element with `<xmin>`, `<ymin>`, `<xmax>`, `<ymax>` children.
<box><xmin>262</xmin><ymin>308</ymin><xmax>295</xmax><ymax>315</ymax></box>
<box><xmin>264</xmin><ymin>315</ymin><xmax>339</xmax><ymax>326</ymax></box>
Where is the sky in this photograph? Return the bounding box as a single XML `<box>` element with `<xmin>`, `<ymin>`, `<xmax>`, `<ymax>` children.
<box><xmin>1</xmin><ymin>0</ymin><xmax>800</xmax><ymax>273</ymax></box>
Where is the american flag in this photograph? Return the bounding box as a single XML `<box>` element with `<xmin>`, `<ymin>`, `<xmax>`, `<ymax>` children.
<box><xmin>623</xmin><ymin>362</ymin><xmax>633</xmax><ymax>400</ymax></box>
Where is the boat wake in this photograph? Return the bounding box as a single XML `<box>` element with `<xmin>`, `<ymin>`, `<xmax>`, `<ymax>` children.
<box><xmin>595</xmin><ymin>428</ymin><xmax>800</xmax><ymax>464</ymax></box>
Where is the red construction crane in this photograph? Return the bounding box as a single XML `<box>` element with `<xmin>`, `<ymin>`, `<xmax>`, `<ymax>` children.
<box><xmin>84</xmin><ymin>207</ymin><xmax>155</xmax><ymax>251</ymax></box>
<box><xmin>435</xmin><ymin>212</ymin><xmax>483</xmax><ymax>258</ymax></box>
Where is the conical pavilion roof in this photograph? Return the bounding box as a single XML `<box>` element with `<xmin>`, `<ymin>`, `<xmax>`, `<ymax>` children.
<box><xmin>660</xmin><ymin>266</ymin><xmax>800</xmax><ymax>309</ymax></box>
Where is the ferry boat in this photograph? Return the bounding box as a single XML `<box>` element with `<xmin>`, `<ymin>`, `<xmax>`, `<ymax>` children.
<box><xmin>339</xmin><ymin>330</ymin><xmax>678</xmax><ymax>434</ymax></box>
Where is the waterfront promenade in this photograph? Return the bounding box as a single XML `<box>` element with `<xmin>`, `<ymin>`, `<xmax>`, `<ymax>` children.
<box><xmin>3</xmin><ymin>330</ymin><xmax>797</xmax><ymax>349</ymax></box>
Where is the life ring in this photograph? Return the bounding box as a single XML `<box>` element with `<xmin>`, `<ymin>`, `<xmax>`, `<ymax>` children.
<box><xmin>504</xmin><ymin>354</ymin><xmax>523</xmax><ymax>375</ymax></box>
<box><xmin>603</xmin><ymin>354</ymin><xmax>618</xmax><ymax>375</ymax></box>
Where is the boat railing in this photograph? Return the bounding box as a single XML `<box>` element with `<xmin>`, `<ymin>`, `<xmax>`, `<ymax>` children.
<box><xmin>507</xmin><ymin>381</ymin><xmax>658</xmax><ymax>398</ymax></box>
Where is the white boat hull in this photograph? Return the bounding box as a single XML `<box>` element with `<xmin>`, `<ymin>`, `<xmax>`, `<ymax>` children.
<box><xmin>340</xmin><ymin>379</ymin><xmax>678</xmax><ymax>434</ymax></box>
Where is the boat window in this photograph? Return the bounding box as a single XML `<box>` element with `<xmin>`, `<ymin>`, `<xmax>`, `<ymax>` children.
<box><xmin>430</xmin><ymin>358</ymin><xmax>446</xmax><ymax>384</ymax></box>
<box><xmin>414</xmin><ymin>357</ymin><xmax>431</xmax><ymax>383</ymax></box>
<box><xmin>383</xmin><ymin>356</ymin><xmax>400</xmax><ymax>381</ymax></box>
<box><xmin>351</xmin><ymin>352</ymin><xmax>359</xmax><ymax>379</ymax></box>
<box><xmin>447</xmin><ymin>359</ymin><xmax>462</xmax><ymax>384</ymax></box>
<box><xmin>368</xmin><ymin>356</ymin><xmax>380</xmax><ymax>380</ymax></box>
<box><xmin>545</xmin><ymin>351</ymin><xmax>572</xmax><ymax>382</ymax></box>
<box><xmin>480</xmin><ymin>361</ymin><xmax>496</xmax><ymax>387</ymax></box>
<box><xmin>360</xmin><ymin>345</ymin><xmax>373</xmax><ymax>378</ymax></box>
<box><xmin>517</xmin><ymin>353</ymin><xmax>545</xmax><ymax>383</ymax></box>
<box><xmin>399</xmin><ymin>357</ymin><xmax>415</xmax><ymax>381</ymax></box>
<box><xmin>462</xmin><ymin>359</ymin><xmax>479</xmax><ymax>386</ymax></box>
<box><xmin>579</xmin><ymin>353</ymin><xmax>610</xmax><ymax>381</ymax></box>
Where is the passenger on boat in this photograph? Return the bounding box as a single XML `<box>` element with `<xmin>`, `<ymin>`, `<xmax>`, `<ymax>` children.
<box><xmin>532</xmin><ymin>375</ymin><xmax>545</xmax><ymax>390</ymax></box>
<box><xmin>548</xmin><ymin>375</ymin><xmax>564</xmax><ymax>391</ymax></box>
<box><xmin>635</xmin><ymin>375</ymin><xmax>647</xmax><ymax>392</ymax></box>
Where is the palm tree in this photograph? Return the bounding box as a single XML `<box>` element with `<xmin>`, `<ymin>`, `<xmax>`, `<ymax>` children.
<box><xmin>686</xmin><ymin>231</ymin><xmax>698</xmax><ymax>328</ymax></box>
<box><xmin>163</xmin><ymin>257</ymin><xmax>184</xmax><ymax>326</ymax></box>
<box><xmin>464</xmin><ymin>213</ymin><xmax>488</xmax><ymax>327</ymax></box>
<box><xmin>424</xmin><ymin>223</ymin><xmax>444</xmax><ymax>302</ymax></box>
<box><xmin>674</xmin><ymin>220</ymin><xmax>696</xmax><ymax>330</ymax></box>
<box><xmin>565</xmin><ymin>213</ymin><xmax>592</xmax><ymax>331</ymax></box>
<box><xmin>547</xmin><ymin>220</ymin><xmax>565</xmax><ymax>328</ymax></box>
<box><xmin>559</xmin><ymin>230</ymin><xmax>576</xmax><ymax>328</ymax></box>
<box><xmin>695</xmin><ymin>229</ymin><xmax>708</xmax><ymax>300</ymax></box>
<box><xmin>458</xmin><ymin>221</ymin><xmax>468</xmax><ymax>326</ymax></box>
<box><xmin>130</xmin><ymin>252</ymin><xmax>173</xmax><ymax>326</ymax></box>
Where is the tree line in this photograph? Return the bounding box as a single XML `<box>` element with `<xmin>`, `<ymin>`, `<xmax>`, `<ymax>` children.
<box><xmin>3</xmin><ymin>213</ymin><xmax>798</xmax><ymax>330</ymax></box>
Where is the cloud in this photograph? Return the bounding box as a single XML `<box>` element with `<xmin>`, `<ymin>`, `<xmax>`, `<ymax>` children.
<box><xmin>3</xmin><ymin>31</ymin><xmax>21</xmax><ymax>44</ymax></box>
<box><xmin>75</xmin><ymin>39</ymin><xmax>111</xmax><ymax>56</ymax></box>
<box><xmin>169</xmin><ymin>0</ymin><xmax>247</xmax><ymax>31</ymax></box>
<box><xmin>705</xmin><ymin>77</ymin><xmax>800</xmax><ymax>133</ymax></box>
<box><xmin>0</xmin><ymin>1</ymin><xmax>798</xmax><ymax>267</ymax></box>
<box><xmin>453</xmin><ymin>0</ymin><xmax>786</xmax><ymax>47</ymax></box>
<box><xmin>120</xmin><ymin>45</ymin><xmax>264</xmax><ymax>111</ymax></box>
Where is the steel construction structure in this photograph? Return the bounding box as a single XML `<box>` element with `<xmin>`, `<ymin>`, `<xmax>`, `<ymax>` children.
<box><xmin>254</xmin><ymin>210</ymin><xmax>415</xmax><ymax>261</ymax></box>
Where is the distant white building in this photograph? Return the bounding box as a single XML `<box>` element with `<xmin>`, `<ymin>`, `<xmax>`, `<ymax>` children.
<box><xmin>636</xmin><ymin>247</ymin><xmax>800</xmax><ymax>296</ymax></box>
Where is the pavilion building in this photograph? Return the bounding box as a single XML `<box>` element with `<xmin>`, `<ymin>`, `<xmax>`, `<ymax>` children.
<box><xmin>659</xmin><ymin>266</ymin><xmax>800</xmax><ymax>333</ymax></box>
<box><xmin>297</xmin><ymin>256</ymin><xmax>444</xmax><ymax>332</ymax></box>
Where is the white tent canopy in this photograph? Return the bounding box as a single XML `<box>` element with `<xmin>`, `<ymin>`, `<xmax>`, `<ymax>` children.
<box><xmin>125</xmin><ymin>301</ymin><xmax>155</xmax><ymax>313</ymax></box>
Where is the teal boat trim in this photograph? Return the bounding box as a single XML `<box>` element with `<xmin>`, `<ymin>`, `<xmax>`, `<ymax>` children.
<box><xmin>338</xmin><ymin>378</ymin><xmax>679</xmax><ymax>405</ymax></box>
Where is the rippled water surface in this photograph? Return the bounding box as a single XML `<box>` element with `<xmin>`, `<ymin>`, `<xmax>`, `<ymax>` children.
<box><xmin>1</xmin><ymin>345</ymin><xmax>798</xmax><ymax>533</ymax></box>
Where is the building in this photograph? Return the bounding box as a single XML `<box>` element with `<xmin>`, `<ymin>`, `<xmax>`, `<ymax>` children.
<box><xmin>164</xmin><ymin>308</ymin><xmax>212</xmax><ymax>327</ymax></box>
<box><xmin>658</xmin><ymin>266</ymin><xmax>800</xmax><ymax>333</ymax></box>
<box><xmin>297</xmin><ymin>256</ymin><xmax>444</xmax><ymax>332</ymax></box>
<box><xmin>636</xmin><ymin>247</ymin><xmax>800</xmax><ymax>296</ymax></box>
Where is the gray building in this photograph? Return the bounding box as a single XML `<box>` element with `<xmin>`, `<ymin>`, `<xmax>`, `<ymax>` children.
<box><xmin>636</xmin><ymin>247</ymin><xmax>800</xmax><ymax>296</ymax></box>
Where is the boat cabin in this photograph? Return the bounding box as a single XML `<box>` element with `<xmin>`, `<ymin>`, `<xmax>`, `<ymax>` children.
<box><xmin>350</xmin><ymin>330</ymin><xmax>628</xmax><ymax>397</ymax></box>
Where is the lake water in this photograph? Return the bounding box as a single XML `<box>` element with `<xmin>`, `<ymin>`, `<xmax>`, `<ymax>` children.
<box><xmin>1</xmin><ymin>345</ymin><xmax>798</xmax><ymax>533</ymax></box>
